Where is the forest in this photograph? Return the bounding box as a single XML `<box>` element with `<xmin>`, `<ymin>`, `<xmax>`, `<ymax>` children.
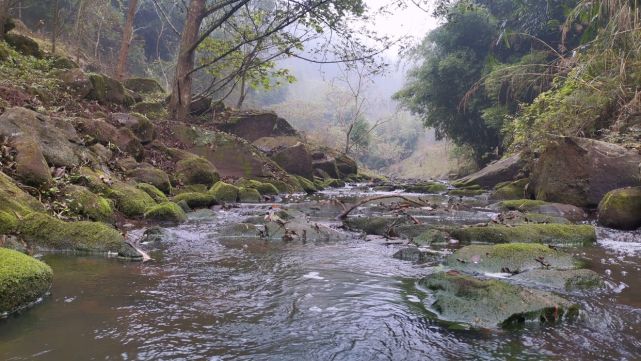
<box><xmin>0</xmin><ymin>0</ymin><xmax>640</xmax><ymax>360</ymax></box>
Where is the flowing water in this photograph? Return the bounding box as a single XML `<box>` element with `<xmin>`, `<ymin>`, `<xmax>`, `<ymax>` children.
<box><xmin>1</xmin><ymin>185</ymin><xmax>641</xmax><ymax>360</ymax></box>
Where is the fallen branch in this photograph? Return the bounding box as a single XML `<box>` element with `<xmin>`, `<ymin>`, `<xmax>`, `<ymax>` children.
<box><xmin>336</xmin><ymin>195</ymin><xmax>426</xmax><ymax>220</ymax></box>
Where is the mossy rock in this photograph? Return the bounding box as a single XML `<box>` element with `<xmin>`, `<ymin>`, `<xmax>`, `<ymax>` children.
<box><xmin>412</xmin><ymin>229</ymin><xmax>451</xmax><ymax>245</ymax></box>
<box><xmin>174</xmin><ymin>184</ymin><xmax>209</xmax><ymax>195</ymax></box>
<box><xmin>512</xmin><ymin>269</ymin><xmax>604</xmax><ymax>291</ymax></box>
<box><xmin>235</xmin><ymin>179</ymin><xmax>279</xmax><ymax>195</ymax></box>
<box><xmin>501</xmin><ymin>212</ymin><xmax>571</xmax><ymax>225</ymax></box>
<box><xmin>172</xmin><ymin>192</ymin><xmax>216</xmax><ymax>208</ymax></box>
<box><xmin>448</xmin><ymin>243</ymin><xmax>579</xmax><ymax>274</ymax></box>
<box><xmin>128</xmin><ymin>167</ymin><xmax>171</xmax><ymax>194</ymax></box>
<box><xmin>0</xmin><ymin>248</ymin><xmax>53</xmax><ymax>315</ymax></box>
<box><xmin>175</xmin><ymin>156</ymin><xmax>220</xmax><ymax>186</ymax></box>
<box><xmin>392</xmin><ymin>247</ymin><xmax>435</xmax><ymax>263</ymax></box>
<box><xmin>448</xmin><ymin>189</ymin><xmax>485</xmax><ymax>197</ymax></box>
<box><xmin>447</xmin><ymin>224</ymin><xmax>596</xmax><ymax>246</ymax></box>
<box><xmin>597</xmin><ymin>187</ymin><xmax>641</xmax><ymax>230</ymax></box>
<box><xmin>136</xmin><ymin>183</ymin><xmax>169</xmax><ymax>203</ymax></box>
<box><xmin>0</xmin><ymin>211</ymin><xmax>18</xmax><ymax>234</ymax></box>
<box><xmin>262</xmin><ymin>179</ymin><xmax>289</xmax><ymax>193</ymax></box>
<box><xmin>111</xmin><ymin>112</ymin><xmax>156</xmax><ymax>144</ymax></box>
<box><xmin>491</xmin><ymin>179</ymin><xmax>529</xmax><ymax>200</ymax></box>
<box><xmin>209</xmin><ymin>181</ymin><xmax>239</xmax><ymax>203</ymax></box>
<box><xmin>419</xmin><ymin>272</ymin><xmax>579</xmax><ymax>328</ymax></box>
<box><xmin>494</xmin><ymin>199</ymin><xmax>587</xmax><ymax>222</ymax></box>
<box><xmin>404</xmin><ymin>182</ymin><xmax>447</xmax><ymax>193</ymax></box>
<box><xmin>123</xmin><ymin>78</ymin><xmax>165</xmax><ymax>94</ymax></box>
<box><xmin>87</xmin><ymin>73</ymin><xmax>134</xmax><ymax>106</ymax></box>
<box><xmin>66</xmin><ymin>185</ymin><xmax>114</xmax><ymax>223</ymax></box>
<box><xmin>17</xmin><ymin>213</ymin><xmax>139</xmax><ymax>258</ymax></box>
<box><xmin>131</xmin><ymin>102</ymin><xmax>167</xmax><ymax>120</ymax></box>
<box><xmin>5</xmin><ymin>33</ymin><xmax>43</xmax><ymax>58</ymax></box>
<box><xmin>322</xmin><ymin>178</ymin><xmax>346</xmax><ymax>188</ymax></box>
<box><xmin>107</xmin><ymin>182</ymin><xmax>157</xmax><ymax>217</ymax></box>
<box><xmin>295</xmin><ymin>176</ymin><xmax>318</xmax><ymax>194</ymax></box>
<box><xmin>0</xmin><ymin>171</ymin><xmax>44</xmax><ymax>217</ymax></box>
<box><xmin>52</xmin><ymin>56</ymin><xmax>79</xmax><ymax>69</ymax></box>
<box><xmin>239</xmin><ymin>187</ymin><xmax>261</xmax><ymax>203</ymax></box>
<box><xmin>143</xmin><ymin>202</ymin><xmax>187</xmax><ymax>223</ymax></box>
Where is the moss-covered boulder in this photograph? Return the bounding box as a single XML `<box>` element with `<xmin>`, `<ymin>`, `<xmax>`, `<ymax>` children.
<box><xmin>136</xmin><ymin>183</ymin><xmax>169</xmax><ymax>203</ymax></box>
<box><xmin>235</xmin><ymin>179</ymin><xmax>280</xmax><ymax>195</ymax></box>
<box><xmin>447</xmin><ymin>224</ymin><xmax>596</xmax><ymax>246</ymax></box>
<box><xmin>454</xmin><ymin>153</ymin><xmax>525</xmax><ymax>189</ymax></box>
<box><xmin>110</xmin><ymin>113</ymin><xmax>155</xmax><ymax>144</ymax></box>
<box><xmin>175</xmin><ymin>156</ymin><xmax>220</xmax><ymax>186</ymax></box>
<box><xmin>127</xmin><ymin>166</ymin><xmax>171</xmax><ymax>194</ymax></box>
<box><xmin>66</xmin><ymin>185</ymin><xmax>114</xmax><ymax>223</ymax></box>
<box><xmin>218</xmin><ymin>111</ymin><xmax>298</xmax><ymax>142</ymax></box>
<box><xmin>55</xmin><ymin>68</ymin><xmax>93</xmax><ymax>98</ymax></box>
<box><xmin>0</xmin><ymin>171</ymin><xmax>44</xmax><ymax>218</ymax></box>
<box><xmin>419</xmin><ymin>272</ymin><xmax>578</xmax><ymax>328</ymax></box>
<box><xmin>512</xmin><ymin>269</ymin><xmax>604</xmax><ymax>291</ymax></box>
<box><xmin>209</xmin><ymin>181</ymin><xmax>239</xmax><ymax>203</ymax></box>
<box><xmin>494</xmin><ymin>199</ymin><xmax>587</xmax><ymax>222</ymax></box>
<box><xmin>239</xmin><ymin>187</ymin><xmax>261</xmax><ymax>203</ymax></box>
<box><xmin>491</xmin><ymin>179</ymin><xmax>529</xmax><ymax>200</ymax></box>
<box><xmin>448</xmin><ymin>188</ymin><xmax>485</xmax><ymax>197</ymax></box>
<box><xmin>322</xmin><ymin>178</ymin><xmax>346</xmax><ymax>188</ymax></box>
<box><xmin>131</xmin><ymin>102</ymin><xmax>167</xmax><ymax>120</ymax></box>
<box><xmin>123</xmin><ymin>78</ymin><xmax>164</xmax><ymax>94</ymax></box>
<box><xmin>18</xmin><ymin>213</ymin><xmax>139</xmax><ymax>258</ymax></box>
<box><xmin>5</xmin><ymin>33</ymin><xmax>43</xmax><ymax>58</ymax></box>
<box><xmin>448</xmin><ymin>243</ymin><xmax>579</xmax><ymax>274</ymax></box>
<box><xmin>108</xmin><ymin>182</ymin><xmax>157</xmax><ymax>217</ymax></box>
<box><xmin>143</xmin><ymin>202</ymin><xmax>187</xmax><ymax>223</ymax></box>
<box><xmin>295</xmin><ymin>175</ymin><xmax>318</xmax><ymax>194</ymax></box>
<box><xmin>597</xmin><ymin>187</ymin><xmax>641</xmax><ymax>230</ymax></box>
<box><xmin>52</xmin><ymin>56</ymin><xmax>79</xmax><ymax>69</ymax></box>
<box><xmin>0</xmin><ymin>211</ymin><xmax>18</xmax><ymax>234</ymax></box>
<box><xmin>0</xmin><ymin>248</ymin><xmax>53</xmax><ymax>315</ymax></box>
<box><xmin>172</xmin><ymin>192</ymin><xmax>216</xmax><ymax>208</ymax></box>
<box><xmin>87</xmin><ymin>73</ymin><xmax>134</xmax><ymax>106</ymax></box>
<box><xmin>76</xmin><ymin>118</ymin><xmax>144</xmax><ymax>160</ymax></box>
<box><xmin>12</xmin><ymin>136</ymin><xmax>52</xmax><ymax>187</ymax></box>
<box><xmin>403</xmin><ymin>182</ymin><xmax>448</xmax><ymax>193</ymax></box>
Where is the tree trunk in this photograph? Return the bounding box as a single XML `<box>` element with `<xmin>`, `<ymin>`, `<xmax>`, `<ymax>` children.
<box><xmin>115</xmin><ymin>0</ymin><xmax>138</xmax><ymax>80</ymax></box>
<box><xmin>345</xmin><ymin>123</ymin><xmax>354</xmax><ymax>154</ymax></box>
<box><xmin>0</xmin><ymin>1</ymin><xmax>10</xmax><ymax>40</ymax></box>
<box><xmin>236</xmin><ymin>73</ymin><xmax>247</xmax><ymax>109</ymax></box>
<box><xmin>169</xmin><ymin>0</ymin><xmax>206</xmax><ymax>120</ymax></box>
<box><xmin>51</xmin><ymin>0</ymin><xmax>59</xmax><ymax>55</ymax></box>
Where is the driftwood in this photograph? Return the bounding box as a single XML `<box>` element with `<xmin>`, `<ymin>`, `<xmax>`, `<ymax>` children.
<box><xmin>336</xmin><ymin>195</ymin><xmax>426</xmax><ymax>220</ymax></box>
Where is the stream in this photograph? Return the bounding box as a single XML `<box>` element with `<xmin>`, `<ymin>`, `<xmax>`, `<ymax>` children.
<box><xmin>1</xmin><ymin>185</ymin><xmax>641</xmax><ymax>360</ymax></box>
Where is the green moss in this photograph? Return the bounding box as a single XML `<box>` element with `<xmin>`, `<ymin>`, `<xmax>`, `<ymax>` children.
<box><xmin>448</xmin><ymin>189</ymin><xmax>485</xmax><ymax>197</ymax></box>
<box><xmin>513</xmin><ymin>269</ymin><xmax>604</xmax><ymax>291</ymax></box>
<box><xmin>499</xmin><ymin>199</ymin><xmax>547</xmax><ymax>211</ymax></box>
<box><xmin>447</xmin><ymin>224</ymin><xmax>596</xmax><ymax>246</ymax></box>
<box><xmin>413</xmin><ymin>229</ymin><xmax>450</xmax><ymax>245</ymax></box>
<box><xmin>131</xmin><ymin>102</ymin><xmax>167</xmax><ymax>120</ymax></box>
<box><xmin>598</xmin><ymin>187</ymin><xmax>641</xmax><ymax>230</ymax></box>
<box><xmin>143</xmin><ymin>202</ymin><xmax>187</xmax><ymax>223</ymax></box>
<box><xmin>107</xmin><ymin>183</ymin><xmax>157</xmax><ymax>217</ymax></box>
<box><xmin>235</xmin><ymin>179</ymin><xmax>280</xmax><ymax>195</ymax></box>
<box><xmin>17</xmin><ymin>213</ymin><xmax>137</xmax><ymax>258</ymax></box>
<box><xmin>209</xmin><ymin>181</ymin><xmax>239</xmax><ymax>202</ymax></box>
<box><xmin>0</xmin><ymin>248</ymin><xmax>53</xmax><ymax>314</ymax></box>
<box><xmin>262</xmin><ymin>179</ymin><xmax>289</xmax><ymax>193</ymax></box>
<box><xmin>136</xmin><ymin>183</ymin><xmax>169</xmax><ymax>203</ymax></box>
<box><xmin>322</xmin><ymin>178</ymin><xmax>346</xmax><ymax>188</ymax></box>
<box><xmin>0</xmin><ymin>211</ymin><xmax>18</xmax><ymax>234</ymax></box>
<box><xmin>172</xmin><ymin>192</ymin><xmax>216</xmax><ymax>208</ymax></box>
<box><xmin>344</xmin><ymin>217</ymin><xmax>412</xmax><ymax>236</ymax></box>
<box><xmin>67</xmin><ymin>185</ymin><xmax>114</xmax><ymax>223</ymax></box>
<box><xmin>238</xmin><ymin>187</ymin><xmax>262</xmax><ymax>203</ymax></box>
<box><xmin>491</xmin><ymin>179</ymin><xmax>528</xmax><ymax>200</ymax></box>
<box><xmin>176</xmin><ymin>156</ymin><xmax>220</xmax><ymax>186</ymax></box>
<box><xmin>175</xmin><ymin>184</ymin><xmax>209</xmax><ymax>195</ymax></box>
<box><xmin>0</xmin><ymin>171</ymin><xmax>44</xmax><ymax>216</ymax></box>
<box><xmin>295</xmin><ymin>176</ymin><xmax>318</xmax><ymax>194</ymax></box>
<box><xmin>448</xmin><ymin>243</ymin><xmax>578</xmax><ymax>274</ymax></box>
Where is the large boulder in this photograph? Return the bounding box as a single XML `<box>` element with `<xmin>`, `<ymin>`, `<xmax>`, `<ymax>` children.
<box><xmin>5</xmin><ymin>33</ymin><xmax>43</xmax><ymax>58</ymax></box>
<box><xmin>76</xmin><ymin>118</ymin><xmax>144</xmax><ymax>160</ymax></box>
<box><xmin>598</xmin><ymin>187</ymin><xmax>641</xmax><ymax>230</ymax></box>
<box><xmin>0</xmin><ymin>248</ymin><xmax>53</xmax><ymax>315</ymax></box>
<box><xmin>66</xmin><ymin>185</ymin><xmax>114</xmax><ymax>223</ymax></box>
<box><xmin>254</xmin><ymin>137</ymin><xmax>313</xmax><ymax>179</ymax></box>
<box><xmin>55</xmin><ymin>68</ymin><xmax>93</xmax><ymax>98</ymax></box>
<box><xmin>217</xmin><ymin>111</ymin><xmax>298</xmax><ymax>142</ymax></box>
<box><xmin>447</xmin><ymin>224</ymin><xmax>596</xmax><ymax>246</ymax></box>
<box><xmin>126</xmin><ymin>165</ymin><xmax>171</xmax><ymax>194</ymax></box>
<box><xmin>0</xmin><ymin>107</ymin><xmax>82</xmax><ymax>167</ymax></box>
<box><xmin>175</xmin><ymin>156</ymin><xmax>220</xmax><ymax>186</ymax></box>
<box><xmin>419</xmin><ymin>272</ymin><xmax>578</xmax><ymax>328</ymax></box>
<box><xmin>11</xmin><ymin>136</ymin><xmax>52</xmax><ymax>187</ymax></box>
<box><xmin>110</xmin><ymin>113</ymin><xmax>155</xmax><ymax>144</ymax></box>
<box><xmin>455</xmin><ymin>153</ymin><xmax>525</xmax><ymax>188</ymax></box>
<box><xmin>87</xmin><ymin>73</ymin><xmax>134</xmax><ymax>106</ymax></box>
<box><xmin>530</xmin><ymin>137</ymin><xmax>641</xmax><ymax>207</ymax></box>
<box><xmin>123</xmin><ymin>78</ymin><xmax>164</xmax><ymax>94</ymax></box>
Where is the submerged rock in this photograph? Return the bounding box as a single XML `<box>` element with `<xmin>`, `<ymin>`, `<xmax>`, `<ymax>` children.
<box><xmin>448</xmin><ymin>243</ymin><xmax>579</xmax><ymax>274</ymax></box>
<box><xmin>0</xmin><ymin>248</ymin><xmax>52</xmax><ymax>315</ymax></box>
<box><xmin>512</xmin><ymin>269</ymin><xmax>604</xmax><ymax>291</ymax></box>
<box><xmin>419</xmin><ymin>272</ymin><xmax>578</xmax><ymax>328</ymax></box>
<box><xmin>392</xmin><ymin>247</ymin><xmax>435</xmax><ymax>263</ymax></box>
<box><xmin>597</xmin><ymin>187</ymin><xmax>641</xmax><ymax>230</ymax></box>
<box><xmin>530</xmin><ymin>137</ymin><xmax>641</xmax><ymax>207</ymax></box>
<box><xmin>447</xmin><ymin>224</ymin><xmax>596</xmax><ymax>246</ymax></box>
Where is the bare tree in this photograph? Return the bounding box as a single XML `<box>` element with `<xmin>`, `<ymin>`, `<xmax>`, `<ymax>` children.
<box><xmin>115</xmin><ymin>0</ymin><xmax>139</xmax><ymax>80</ymax></box>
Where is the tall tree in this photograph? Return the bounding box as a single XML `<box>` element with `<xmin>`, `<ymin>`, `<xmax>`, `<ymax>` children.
<box><xmin>115</xmin><ymin>0</ymin><xmax>139</xmax><ymax>80</ymax></box>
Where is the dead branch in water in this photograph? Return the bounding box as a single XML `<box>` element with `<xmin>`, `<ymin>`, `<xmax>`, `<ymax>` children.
<box><xmin>336</xmin><ymin>195</ymin><xmax>426</xmax><ymax>220</ymax></box>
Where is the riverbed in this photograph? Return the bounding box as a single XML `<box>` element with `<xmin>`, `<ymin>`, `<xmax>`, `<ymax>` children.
<box><xmin>1</xmin><ymin>185</ymin><xmax>640</xmax><ymax>360</ymax></box>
